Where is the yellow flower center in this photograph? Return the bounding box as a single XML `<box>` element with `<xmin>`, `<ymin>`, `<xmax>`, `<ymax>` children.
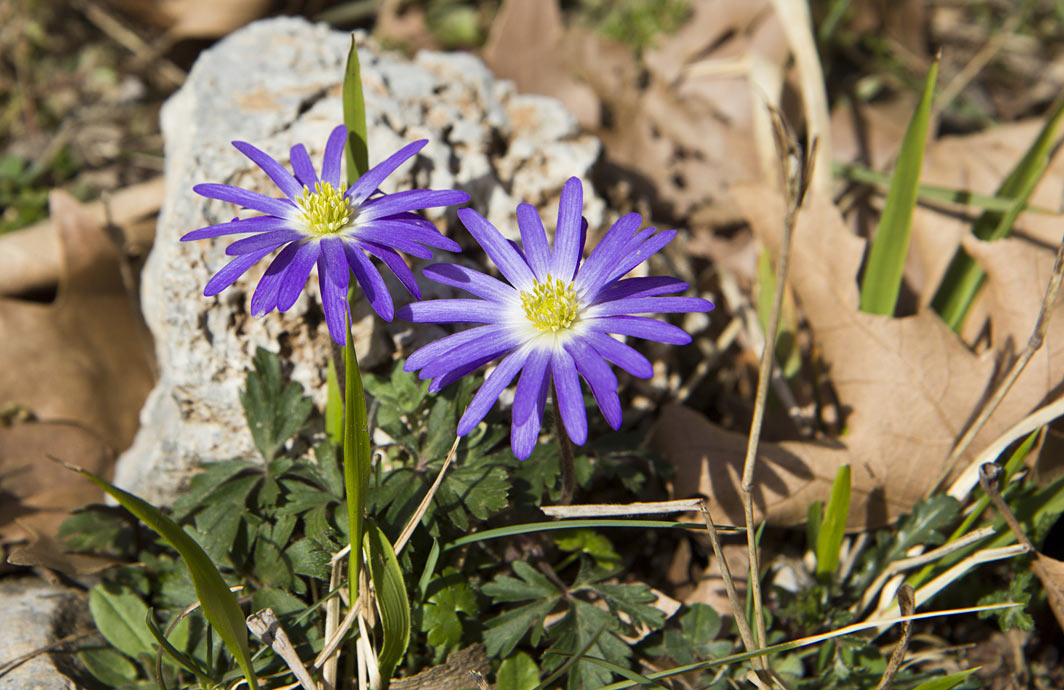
<box><xmin>295</xmin><ymin>182</ymin><xmax>353</xmax><ymax>235</ymax></box>
<box><xmin>520</xmin><ymin>275</ymin><xmax>580</xmax><ymax>333</ymax></box>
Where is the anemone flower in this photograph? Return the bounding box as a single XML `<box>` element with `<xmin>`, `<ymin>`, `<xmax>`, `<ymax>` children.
<box><xmin>181</xmin><ymin>125</ymin><xmax>470</xmax><ymax>344</ymax></box>
<box><xmin>397</xmin><ymin>177</ymin><xmax>713</xmax><ymax>459</ymax></box>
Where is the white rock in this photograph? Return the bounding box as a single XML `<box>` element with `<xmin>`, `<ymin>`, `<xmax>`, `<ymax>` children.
<box><xmin>0</xmin><ymin>579</ymin><xmax>89</xmax><ymax>689</ymax></box>
<box><xmin>116</xmin><ymin>17</ymin><xmax>605</xmax><ymax>506</ymax></box>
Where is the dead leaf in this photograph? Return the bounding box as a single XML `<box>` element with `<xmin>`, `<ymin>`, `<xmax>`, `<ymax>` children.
<box><xmin>1034</xmin><ymin>554</ymin><xmax>1064</xmax><ymax>633</ymax></box>
<box><xmin>0</xmin><ymin>190</ymin><xmax>154</xmax><ymax>551</ymax></box>
<box><xmin>657</xmin><ymin>188</ymin><xmax>1057</xmax><ymax>528</ymax></box>
<box><xmin>104</xmin><ymin>0</ymin><xmax>270</xmax><ymax>39</ymax></box>
<box><xmin>7</xmin><ymin>518</ymin><xmax>120</xmax><ymax>577</ymax></box>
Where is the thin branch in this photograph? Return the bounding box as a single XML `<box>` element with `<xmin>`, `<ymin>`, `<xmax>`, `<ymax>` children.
<box><xmin>874</xmin><ymin>585</ymin><xmax>915</xmax><ymax>690</ymax></box>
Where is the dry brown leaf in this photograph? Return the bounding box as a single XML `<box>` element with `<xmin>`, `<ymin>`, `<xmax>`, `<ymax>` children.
<box><xmin>0</xmin><ymin>190</ymin><xmax>154</xmax><ymax>552</ymax></box>
<box><xmin>7</xmin><ymin>518</ymin><xmax>121</xmax><ymax>577</ymax></box>
<box><xmin>656</xmin><ymin>189</ymin><xmax>1056</xmax><ymax>528</ymax></box>
<box><xmin>104</xmin><ymin>0</ymin><xmax>270</xmax><ymax>39</ymax></box>
<box><xmin>1034</xmin><ymin>554</ymin><xmax>1064</xmax><ymax>633</ymax></box>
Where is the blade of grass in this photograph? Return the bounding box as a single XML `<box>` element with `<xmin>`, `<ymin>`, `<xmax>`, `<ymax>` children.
<box><xmin>343</xmin><ymin>34</ymin><xmax>369</xmax><ymax>183</ymax></box>
<box><xmin>325</xmin><ymin>357</ymin><xmax>343</xmax><ymax>445</ymax></box>
<box><xmin>365</xmin><ymin>521</ymin><xmax>411</xmax><ymax>686</ymax></box>
<box><xmin>816</xmin><ymin>464</ymin><xmax>851</xmax><ymax>578</ymax></box>
<box><xmin>61</xmin><ymin>462</ymin><xmax>259</xmax><ymax>690</ymax></box>
<box><xmin>932</xmin><ymin>96</ymin><xmax>1064</xmax><ymax>330</ymax></box>
<box><xmin>446</xmin><ymin>519</ymin><xmax>743</xmax><ymax>549</ymax></box>
<box><xmin>860</xmin><ymin>57</ymin><xmax>938</xmax><ymax>315</ymax></box>
<box><xmin>343</xmin><ymin>310</ymin><xmax>372</xmax><ymax>605</ymax></box>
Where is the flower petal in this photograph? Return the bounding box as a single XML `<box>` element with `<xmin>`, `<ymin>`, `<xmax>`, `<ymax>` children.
<box><xmin>225</xmin><ymin>229</ymin><xmax>304</xmax><ymax>256</ymax></box>
<box><xmin>566</xmin><ymin>339</ymin><xmax>621</xmax><ymax>430</ymax></box>
<box><xmin>345</xmin><ymin>241</ymin><xmax>394</xmax><ymax>321</ymax></box>
<box><xmin>352</xmin><ymin>218</ymin><xmax>460</xmax><ymax>253</ymax></box>
<box><xmin>194</xmin><ymin>183</ymin><xmax>296</xmax><ymax>218</ymax></box>
<box><xmin>359</xmin><ymin>189</ymin><xmax>470</xmax><ymax>222</ymax></box>
<box><xmin>457</xmin><ymin>208</ymin><xmax>535</xmax><ymax>289</ymax></box>
<box><xmin>251</xmin><ymin>242</ymin><xmax>300</xmax><ymax>317</ymax></box>
<box><xmin>418</xmin><ymin>328</ymin><xmax>522</xmax><ymax>381</ymax></box>
<box><xmin>276</xmin><ymin>240</ymin><xmax>320</xmax><ymax>311</ymax></box>
<box><xmin>181</xmin><ymin>215</ymin><xmax>290</xmax><ymax>242</ymax></box>
<box><xmin>457</xmin><ymin>346</ymin><xmax>533</xmax><ymax>435</ymax></box>
<box><xmin>588</xmin><ymin>296</ymin><xmax>714</xmax><ymax>317</ymax></box>
<box><xmin>232</xmin><ymin>140</ymin><xmax>303</xmax><ymax>199</ymax></box>
<box><xmin>347</xmin><ymin>224</ymin><xmax>434</xmax><ymax>259</ymax></box>
<box><xmin>346</xmin><ymin>140</ymin><xmax>428</xmax><ymax>205</ymax></box>
<box><xmin>511</xmin><ymin>369</ymin><xmax>549</xmax><ymax>460</ymax></box>
<box><xmin>404</xmin><ymin>324</ymin><xmax>511</xmax><ymax>371</ymax></box>
<box><xmin>203</xmin><ymin>246</ymin><xmax>275</xmax><ymax>297</ymax></box>
<box><xmin>422</xmin><ymin>263</ymin><xmax>516</xmax><ymax>302</ymax></box>
<box><xmin>361</xmin><ymin>241</ymin><xmax>420</xmax><ymax>298</ymax></box>
<box><xmin>397</xmin><ymin>298</ymin><xmax>508</xmax><ymax>324</ymax></box>
<box><xmin>603</xmin><ymin>229</ymin><xmax>678</xmax><ymax>284</ymax></box>
<box><xmin>585</xmin><ymin>332</ymin><xmax>653</xmax><ymax>378</ymax></box>
<box><xmin>592</xmin><ymin>276</ymin><xmax>689</xmax><ymax>304</ymax></box>
<box><xmin>551</xmin><ymin>347</ymin><xmax>587</xmax><ymax>445</ymax></box>
<box><xmin>319</xmin><ymin>256</ymin><xmax>351</xmax><ymax>345</ymax></box>
<box><xmin>513</xmin><ymin>348</ymin><xmax>551</xmax><ymax>425</ymax></box>
<box><xmin>320</xmin><ymin>236</ymin><xmax>350</xmax><ymax>289</ymax></box>
<box><xmin>290</xmin><ymin>143</ymin><xmax>318</xmax><ymax>188</ymax></box>
<box><xmin>586</xmin><ymin>315</ymin><xmax>692</xmax><ymax>345</ymax></box>
<box><xmin>320</xmin><ymin>125</ymin><xmax>347</xmax><ymax>188</ymax></box>
<box><xmin>517</xmin><ymin>202</ymin><xmax>550</xmax><ymax>281</ymax></box>
<box><xmin>550</xmin><ymin>177</ymin><xmax>583</xmax><ymax>281</ymax></box>
<box><xmin>430</xmin><ymin>351</ymin><xmax>502</xmax><ymax>393</ymax></box>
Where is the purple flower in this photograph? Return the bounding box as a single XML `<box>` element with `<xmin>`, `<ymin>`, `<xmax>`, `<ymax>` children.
<box><xmin>181</xmin><ymin>125</ymin><xmax>470</xmax><ymax>345</ymax></box>
<box><xmin>397</xmin><ymin>177</ymin><xmax>713</xmax><ymax>459</ymax></box>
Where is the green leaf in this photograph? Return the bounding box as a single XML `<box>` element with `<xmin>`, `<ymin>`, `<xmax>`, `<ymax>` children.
<box><xmin>364</xmin><ymin>521</ymin><xmax>411</xmax><ymax>685</ymax></box>
<box><xmin>498</xmin><ymin>652</ymin><xmax>540</xmax><ymax>690</ymax></box>
<box><xmin>326</xmin><ymin>357</ymin><xmax>343</xmax><ymax>445</ymax></box>
<box><xmin>555</xmin><ymin>529</ymin><xmax>621</xmax><ymax>569</ymax></box>
<box><xmin>932</xmin><ymin>96</ymin><xmax>1064</xmax><ymax>330</ymax></box>
<box><xmin>171</xmin><ymin>460</ymin><xmax>258</xmax><ymax>520</ymax></box>
<box><xmin>816</xmin><ymin>464</ymin><xmax>851</xmax><ymax>578</ymax></box>
<box><xmin>74</xmin><ymin>467</ymin><xmax>260</xmax><ymax>690</ymax></box>
<box><xmin>60</xmin><ymin>506</ymin><xmax>130</xmax><ymax>553</ymax></box>
<box><xmin>343</xmin><ymin>310</ymin><xmax>372</xmax><ymax>602</ymax></box>
<box><xmin>912</xmin><ymin>668</ymin><xmax>980</xmax><ymax>690</ymax></box>
<box><xmin>978</xmin><ymin>569</ymin><xmax>1035</xmax><ymax>631</ymax></box>
<box><xmin>859</xmin><ymin>57</ymin><xmax>938</xmax><ymax>315</ymax></box>
<box><xmin>145</xmin><ymin>609</ymin><xmax>214</xmax><ymax>686</ymax></box>
<box><xmin>483</xmin><ymin>562</ymin><xmax>562</xmax><ymax>657</ymax></box>
<box><xmin>78</xmin><ymin>648</ymin><xmax>140</xmax><ymax>686</ymax></box>
<box><xmin>343</xmin><ymin>34</ymin><xmax>369</xmax><ymax>181</ymax></box>
<box><xmin>89</xmin><ymin>583</ymin><xmax>157</xmax><ymax>661</ymax></box>
<box><xmin>421</xmin><ymin>568</ymin><xmax>478</xmax><ymax>650</ymax></box>
<box><xmin>240</xmin><ymin>347</ymin><xmax>314</xmax><ymax>461</ymax></box>
<box><xmin>190</xmin><ymin>475</ymin><xmax>259</xmax><ymax>564</ymax></box>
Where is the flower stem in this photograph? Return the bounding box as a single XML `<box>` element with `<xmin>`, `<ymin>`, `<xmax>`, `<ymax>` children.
<box><xmin>552</xmin><ymin>395</ymin><xmax>576</xmax><ymax>505</ymax></box>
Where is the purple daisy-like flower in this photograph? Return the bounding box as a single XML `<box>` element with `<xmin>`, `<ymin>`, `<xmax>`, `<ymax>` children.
<box><xmin>181</xmin><ymin>124</ymin><xmax>470</xmax><ymax>345</ymax></box>
<box><xmin>396</xmin><ymin>177</ymin><xmax>713</xmax><ymax>459</ymax></box>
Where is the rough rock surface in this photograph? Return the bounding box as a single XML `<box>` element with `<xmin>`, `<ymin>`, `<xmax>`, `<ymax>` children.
<box><xmin>116</xmin><ymin>17</ymin><xmax>604</xmax><ymax>505</ymax></box>
<box><xmin>0</xmin><ymin>578</ymin><xmax>90</xmax><ymax>690</ymax></box>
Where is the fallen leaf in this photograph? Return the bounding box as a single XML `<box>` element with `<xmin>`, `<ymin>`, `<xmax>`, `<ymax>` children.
<box><xmin>104</xmin><ymin>0</ymin><xmax>270</xmax><ymax>39</ymax></box>
<box><xmin>7</xmin><ymin>518</ymin><xmax>120</xmax><ymax>577</ymax></box>
<box><xmin>656</xmin><ymin>189</ymin><xmax>1056</xmax><ymax>528</ymax></box>
<box><xmin>1034</xmin><ymin>554</ymin><xmax>1064</xmax><ymax>633</ymax></box>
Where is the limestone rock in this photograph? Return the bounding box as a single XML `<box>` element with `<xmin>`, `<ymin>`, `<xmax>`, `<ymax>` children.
<box><xmin>0</xmin><ymin>578</ymin><xmax>90</xmax><ymax>690</ymax></box>
<box><xmin>116</xmin><ymin>17</ymin><xmax>604</xmax><ymax>505</ymax></box>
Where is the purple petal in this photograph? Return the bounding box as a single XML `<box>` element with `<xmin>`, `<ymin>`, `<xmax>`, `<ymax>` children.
<box><xmin>574</xmin><ymin>213</ymin><xmax>643</xmax><ymax>293</ymax></box>
<box><xmin>359</xmin><ymin>189</ymin><xmax>471</xmax><ymax>222</ymax></box>
<box><xmin>422</xmin><ymin>264</ymin><xmax>516</xmax><ymax>302</ymax></box>
<box><xmin>589</xmin><ymin>296</ymin><xmax>714</xmax><ymax>317</ymax></box>
<box><xmin>404</xmin><ymin>324</ymin><xmax>511</xmax><ymax>371</ymax></box>
<box><xmin>396</xmin><ymin>298</ymin><xmax>508</xmax><ymax>324</ymax></box>
<box><xmin>418</xmin><ymin>329</ymin><xmax>522</xmax><ymax>381</ymax></box>
<box><xmin>457</xmin><ymin>346</ymin><xmax>533</xmax><ymax>435</ymax></box>
<box><xmin>550</xmin><ymin>347</ymin><xmax>588</xmax><ymax>445</ymax></box>
<box><xmin>345</xmin><ymin>241</ymin><xmax>394</xmax><ymax>321</ymax></box>
<box><xmin>320</xmin><ymin>236</ymin><xmax>350</xmax><ymax>288</ymax></box>
<box><xmin>320</xmin><ymin>125</ymin><xmax>347</xmax><ymax>188</ymax></box>
<box><xmin>290</xmin><ymin>144</ymin><xmax>317</xmax><ymax>188</ymax></box>
<box><xmin>550</xmin><ymin>177</ymin><xmax>584</xmax><ymax>281</ymax></box>
<box><xmin>319</xmin><ymin>258</ymin><xmax>350</xmax><ymax>345</ymax></box>
<box><xmin>591</xmin><ymin>276</ymin><xmax>689</xmax><ymax>303</ymax></box>
<box><xmin>181</xmin><ymin>215</ymin><xmax>291</xmax><ymax>242</ymax></box>
<box><xmin>603</xmin><ymin>230</ymin><xmax>677</xmax><ymax>284</ymax></box>
<box><xmin>586</xmin><ymin>316</ymin><xmax>692</xmax><ymax>345</ymax></box>
<box><xmin>276</xmin><ymin>240</ymin><xmax>320</xmax><ymax>311</ymax></box>
<box><xmin>194</xmin><ymin>183</ymin><xmax>296</xmax><ymax>219</ymax></box>
<box><xmin>566</xmin><ymin>340</ymin><xmax>621</xmax><ymax>429</ymax></box>
<box><xmin>353</xmin><ymin>218</ymin><xmax>460</xmax><ymax>253</ymax></box>
<box><xmin>513</xmin><ymin>348</ymin><xmax>551</xmax><ymax>425</ymax></box>
<box><xmin>361</xmin><ymin>241</ymin><xmax>420</xmax><ymax>297</ymax></box>
<box><xmin>457</xmin><ymin>208</ymin><xmax>536</xmax><ymax>290</ymax></box>
<box><xmin>251</xmin><ymin>243</ymin><xmax>300</xmax><ymax>317</ymax></box>
<box><xmin>232</xmin><ymin>140</ymin><xmax>303</xmax><ymax>199</ymax></box>
<box><xmin>225</xmin><ymin>229</ymin><xmax>304</xmax><ymax>256</ymax></box>
<box><xmin>347</xmin><ymin>224</ymin><xmax>434</xmax><ymax>259</ymax></box>
<box><xmin>346</xmin><ymin>140</ymin><xmax>428</xmax><ymax>205</ymax></box>
<box><xmin>517</xmin><ymin>203</ymin><xmax>551</xmax><ymax>281</ymax></box>
<box><xmin>511</xmin><ymin>368</ymin><xmax>549</xmax><ymax>460</ymax></box>
<box><xmin>430</xmin><ymin>351</ymin><xmax>502</xmax><ymax>393</ymax></box>
<box><xmin>203</xmin><ymin>246</ymin><xmax>275</xmax><ymax>297</ymax></box>
<box><xmin>585</xmin><ymin>332</ymin><xmax>653</xmax><ymax>378</ymax></box>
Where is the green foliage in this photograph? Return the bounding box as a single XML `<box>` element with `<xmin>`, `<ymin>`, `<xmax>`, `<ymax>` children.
<box><xmin>240</xmin><ymin>347</ymin><xmax>314</xmax><ymax>462</ymax></box>
<box><xmin>580</xmin><ymin>0</ymin><xmax>690</xmax><ymax>52</ymax></box>
<box><xmin>816</xmin><ymin>464</ymin><xmax>851</xmax><ymax>578</ymax></box>
<box><xmin>854</xmin><ymin>494</ymin><xmax>960</xmax><ymax>591</ymax></box>
<box><xmin>342</xmin><ymin>35</ymin><xmax>369</xmax><ymax>180</ymax></box>
<box><xmin>497</xmin><ymin>651</ymin><xmax>540</xmax><ymax>690</ymax></box>
<box><xmin>978</xmin><ymin>569</ymin><xmax>1035</xmax><ymax>631</ymax></box>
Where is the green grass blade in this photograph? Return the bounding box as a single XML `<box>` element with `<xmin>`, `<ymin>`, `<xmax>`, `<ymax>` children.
<box><xmin>911</xmin><ymin>668</ymin><xmax>980</xmax><ymax>690</ymax></box>
<box><xmin>325</xmin><ymin>357</ymin><xmax>343</xmax><ymax>445</ymax></box>
<box><xmin>932</xmin><ymin>96</ymin><xmax>1064</xmax><ymax>330</ymax></box>
<box><xmin>343</xmin><ymin>310</ymin><xmax>372</xmax><ymax>604</ymax></box>
<box><xmin>71</xmin><ymin>466</ymin><xmax>259</xmax><ymax>690</ymax></box>
<box><xmin>446</xmin><ymin>519</ymin><xmax>743</xmax><ymax>549</ymax></box>
<box><xmin>816</xmin><ymin>464</ymin><xmax>851</xmax><ymax>578</ymax></box>
<box><xmin>342</xmin><ymin>34</ymin><xmax>369</xmax><ymax>182</ymax></box>
<box><xmin>146</xmin><ymin>609</ymin><xmax>215</xmax><ymax>687</ymax></box>
<box><xmin>860</xmin><ymin>57</ymin><xmax>938</xmax><ymax>316</ymax></box>
<box><xmin>365</xmin><ymin>521</ymin><xmax>411</xmax><ymax>685</ymax></box>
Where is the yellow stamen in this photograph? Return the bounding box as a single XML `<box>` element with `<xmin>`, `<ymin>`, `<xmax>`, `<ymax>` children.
<box><xmin>295</xmin><ymin>181</ymin><xmax>352</xmax><ymax>235</ymax></box>
<box><xmin>520</xmin><ymin>275</ymin><xmax>580</xmax><ymax>333</ymax></box>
